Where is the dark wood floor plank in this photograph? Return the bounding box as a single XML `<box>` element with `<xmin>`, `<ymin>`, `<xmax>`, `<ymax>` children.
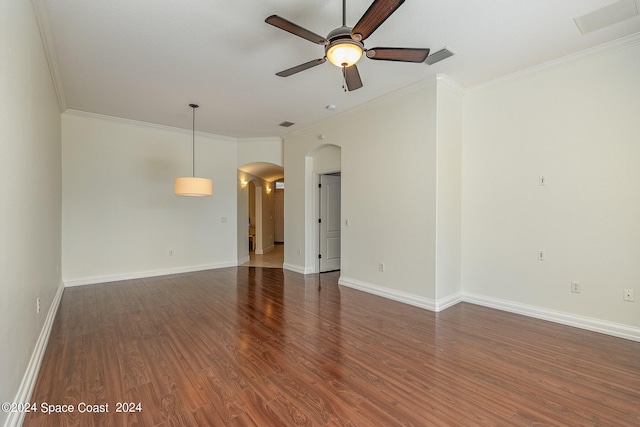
<box><xmin>24</xmin><ymin>267</ymin><xmax>640</xmax><ymax>426</ymax></box>
<box><xmin>127</xmin><ymin>381</ymin><xmax>167</xmax><ymax>427</ymax></box>
<box><xmin>265</xmin><ymin>393</ymin><xmax>314</xmax><ymax>426</ymax></box>
<box><xmin>136</xmin><ymin>337</ymin><xmax>201</xmax><ymax>426</ymax></box>
<box><xmin>191</xmin><ymin>403</ymin><xmax>226</xmax><ymax>426</ymax></box>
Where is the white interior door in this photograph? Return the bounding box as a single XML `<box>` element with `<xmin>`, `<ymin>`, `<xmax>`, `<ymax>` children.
<box><xmin>319</xmin><ymin>174</ymin><xmax>341</xmax><ymax>272</ymax></box>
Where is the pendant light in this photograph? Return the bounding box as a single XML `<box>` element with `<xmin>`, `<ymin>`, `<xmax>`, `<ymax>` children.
<box><xmin>174</xmin><ymin>104</ymin><xmax>213</xmax><ymax>197</ymax></box>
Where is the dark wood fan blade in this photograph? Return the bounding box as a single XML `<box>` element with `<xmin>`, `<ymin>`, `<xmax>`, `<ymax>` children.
<box><xmin>276</xmin><ymin>58</ymin><xmax>327</xmax><ymax>77</ymax></box>
<box><xmin>366</xmin><ymin>47</ymin><xmax>430</xmax><ymax>62</ymax></box>
<box><xmin>343</xmin><ymin>65</ymin><xmax>363</xmax><ymax>91</ymax></box>
<box><xmin>351</xmin><ymin>0</ymin><xmax>405</xmax><ymax>42</ymax></box>
<box><xmin>265</xmin><ymin>15</ymin><xmax>328</xmax><ymax>45</ymax></box>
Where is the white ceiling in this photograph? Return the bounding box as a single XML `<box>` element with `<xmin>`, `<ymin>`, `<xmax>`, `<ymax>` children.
<box><xmin>37</xmin><ymin>0</ymin><xmax>640</xmax><ymax>138</ymax></box>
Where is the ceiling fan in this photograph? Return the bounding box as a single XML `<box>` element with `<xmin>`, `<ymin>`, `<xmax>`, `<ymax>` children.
<box><xmin>265</xmin><ymin>0</ymin><xmax>430</xmax><ymax>91</ymax></box>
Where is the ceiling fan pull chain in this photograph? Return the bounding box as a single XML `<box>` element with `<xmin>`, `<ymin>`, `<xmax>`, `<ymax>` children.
<box><xmin>342</xmin><ymin>66</ymin><xmax>347</xmax><ymax>92</ymax></box>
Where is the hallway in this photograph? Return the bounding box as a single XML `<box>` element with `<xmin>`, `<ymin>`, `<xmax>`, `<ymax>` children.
<box><xmin>241</xmin><ymin>243</ymin><xmax>284</xmax><ymax>268</ymax></box>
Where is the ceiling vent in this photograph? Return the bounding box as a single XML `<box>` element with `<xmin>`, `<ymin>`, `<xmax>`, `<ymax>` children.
<box><xmin>574</xmin><ymin>0</ymin><xmax>639</xmax><ymax>35</ymax></box>
<box><xmin>279</xmin><ymin>121</ymin><xmax>295</xmax><ymax>127</ymax></box>
<box><xmin>425</xmin><ymin>47</ymin><xmax>455</xmax><ymax>66</ymax></box>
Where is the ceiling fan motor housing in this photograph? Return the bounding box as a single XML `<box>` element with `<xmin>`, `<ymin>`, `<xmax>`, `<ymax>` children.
<box><xmin>325</xmin><ymin>26</ymin><xmax>364</xmax><ymax>67</ymax></box>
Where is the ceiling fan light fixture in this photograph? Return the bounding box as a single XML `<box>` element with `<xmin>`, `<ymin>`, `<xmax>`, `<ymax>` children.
<box><xmin>267</xmin><ymin>0</ymin><xmax>430</xmax><ymax>90</ymax></box>
<box><xmin>326</xmin><ymin>41</ymin><xmax>363</xmax><ymax>67</ymax></box>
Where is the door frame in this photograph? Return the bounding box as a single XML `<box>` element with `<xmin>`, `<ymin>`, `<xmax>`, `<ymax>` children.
<box><xmin>318</xmin><ymin>173</ymin><xmax>341</xmax><ymax>273</ymax></box>
<box><xmin>312</xmin><ymin>169</ymin><xmax>341</xmax><ymax>273</ymax></box>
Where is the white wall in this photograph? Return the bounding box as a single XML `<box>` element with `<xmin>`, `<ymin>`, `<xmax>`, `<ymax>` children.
<box><xmin>62</xmin><ymin>112</ymin><xmax>238</xmax><ymax>284</ymax></box>
<box><xmin>0</xmin><ymin>0</ymin><xmax>62</xmax><ymax>423</ymax></box>
<box><xmin>284</xmin><ymin>81</ymin><xmax>439</xmax><ymax>300</ymax></box>
<box><xmin>313</xmin><ymin>144</ymin><xmax>341</xmax><ymax>174</ymax></box>
<box><xmin>237</xmin><ymin>137</ymin><xmax>283</xmax><ymax>167</ymax></box>
<box><xmin>462</xmin><ymin>40</ymin><xmax>640</xmax><ymax>328</ymax></box>
<box><xmin>435</xmin><ymin>77</ymin><xmax>463</xmax><ymax>302</ymax></box>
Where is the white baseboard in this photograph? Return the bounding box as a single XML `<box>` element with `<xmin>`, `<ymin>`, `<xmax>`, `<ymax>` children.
<box><xmin>282</xmin><ymin>263</ymin><xmax>312</xmax><ymax>274</ymax></box>
<box><xmin>436</xmin><ymin>292</ymin><xmax>463</xmax><ymax>311</ymax></box>
<box><xmin>255</xmin><ymin>245</ymin><xmax>274</xmax><ymax>255</ymax></box>
<box><xmin>334</xmin><ymin>277</ymin><xmax>640</xmax><ymax>341</ymax></box>
<box><xmin>463</xmin><ymin>292</ymin><xmax>640</xmax><ymax>342</ymax></box>
<box><xmin>237</xmin><ymin>256</ymin><xmax>250</xmax><ymax>265</ymax></box>
<box><xmin>4</xmin><ymin>282</ymin><xmax>64</xmax><ymax>427</ymax></box>
<box><xmin>338</xmin><ymin>276</ymin><xmax>437</xmax><ymax>311</ymax></box>
<box><xmin>64</xmin><ymin>261</ymin><xmax>238</xmax><ymax>287</ymax></box>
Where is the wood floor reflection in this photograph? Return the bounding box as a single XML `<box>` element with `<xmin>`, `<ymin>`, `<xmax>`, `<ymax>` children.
<box><xmin>25</xmin><ymin>268</ymin><xmax>640</xmax><ymax>426</ymax></box>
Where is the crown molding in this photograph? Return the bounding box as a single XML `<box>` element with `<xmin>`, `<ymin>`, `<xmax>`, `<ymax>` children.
<box><xmin>31</xmin><ymin>0</ymin><xmax>67</xmax><ymax>112</ymax></box>
<box><xmin>63</xmin><ymin>109</ymin><xmax>238</xmax><ymax>142</ymax></box>
<box><xmin>285</xmin><ymin>75</ymin><xmax>440</xmax><ymax>139</ymax></box>
<box><xmin>237</xmin><ymin>136</ymin><xmax>283</xmax><ymax>144</ymax></box>
<box><xmin>436</xmin><ymin>74</ymin><xmax>466</xmax><ymax>96</ymax></box>
<box><xmin>468</xmin><ymin>31</ymin><xmax>640</xmax><ymax>93</ymax></box>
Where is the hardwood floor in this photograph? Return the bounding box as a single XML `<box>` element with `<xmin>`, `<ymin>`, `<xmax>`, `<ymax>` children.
<box><xmin>24</xmin><ymin>268</ymin><xmax>640</xmax><ymax>426</ymax></box>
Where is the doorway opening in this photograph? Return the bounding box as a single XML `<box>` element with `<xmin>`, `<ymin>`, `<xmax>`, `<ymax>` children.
<box><xmin>307</xmin><ymin>144</ymin><xmax>342</xmax><ymax>274</ymax></box>
<box><xmin>318</xmin><ymin>173</ymin><xmax>341</xmax><ymax>272</ymax></box>
<box><xmin>238</xmin><ymin>163</ymin><xmax>285</xmax><ymax>268</ymax></box>
<box><xmin>242</xmin><ymin>179</ymin><xmax>285</xmax><ymax>268</ymax></box>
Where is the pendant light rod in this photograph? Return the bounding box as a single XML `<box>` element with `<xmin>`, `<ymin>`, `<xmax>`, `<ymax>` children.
<box><xmin>174</xmin><ymin>103</ymin><xmax>212</xmax><ymax>197</ymax></box>
<box><xmin>189</xmin><ymin>103</ymin><xmax>198</xmax><ymax>177</ymax></box>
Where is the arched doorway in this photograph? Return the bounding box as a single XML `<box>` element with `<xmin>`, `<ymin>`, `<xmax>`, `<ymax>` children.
<box><xmin>238</xmin><ymin>162</ymin><xmax>284</xmax><ymax>267</ymax></box>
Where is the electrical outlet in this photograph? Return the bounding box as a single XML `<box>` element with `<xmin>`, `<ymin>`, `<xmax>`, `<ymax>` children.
<box><xmin>37</xmin><ymin>298</ymin><xmax>41</xmax><ymax>314</ymax></box>
<box><xmin>378</xmin><ymin>262</ymin><xmax>385</xmax><ymax>272</ymax></box>
<box><xmin>168</xmin><ymin>250</ymin><xmax>174</xmax><ymax>256</ymax></box>
<box><xmin>571</xmin><ymin>281</ymin><xmax>581</xmax><ymax>293</ymax></box>
<box><xmin>623</xmin><ymin>289</ymin><xmax>634</xmax><ymax>302</ymax></box>
<box><xmin>537</xmin><ymin>250</ymin><xmax>545</xmax><ymax>261</ymax></box>
<box><xmin>297</xmin><ymin>248</ymin><xmax>302</xmax><ymax>255</ymax></box>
